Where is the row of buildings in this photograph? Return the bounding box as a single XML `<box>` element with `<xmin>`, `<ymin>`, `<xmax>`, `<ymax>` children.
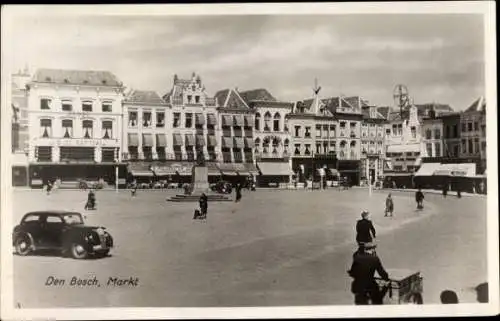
<box><xmin>10</xmin><ymin>68</ymin><xmax>487</xmax><ymax>189</ymax></box>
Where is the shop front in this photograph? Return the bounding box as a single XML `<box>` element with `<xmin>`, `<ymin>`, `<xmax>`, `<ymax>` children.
<box><xmin>256</xmin><ymin>161</ymin><xmax>292</xmax><ymax>187</ymax></box>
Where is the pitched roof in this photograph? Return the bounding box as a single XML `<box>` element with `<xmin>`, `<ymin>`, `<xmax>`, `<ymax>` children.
<box><xmin>415</xmin><ymin>103</ymin><xmax>453</xmax><ymax>116</ymax></box>
<box><xmin>465</xmin><ymin>97</ymin><xmax>486</xmax><ymax>112</ymax></box>
<box><xmin>215</xmin><ymin>89</ymin><xmax>249</xmax><ymax>109</ymax></box>
<box><xmin>125</xmin><ymin>90</ymin><xmax>165</xmax><ymax>105</ymax></box>
<box><xmin>238</xmin><ymin>88</ymin><xmax>277</xmax><ymax>104</ymax></box>
<box><xmin>376</xmin><ymin>106</ymin><xmax>392</xmax><ymax>120</ymax></box>
<box><xmin>32</xmin><ymin>68</ymin><xmax>122</xmax><ymax>87</ymax></box>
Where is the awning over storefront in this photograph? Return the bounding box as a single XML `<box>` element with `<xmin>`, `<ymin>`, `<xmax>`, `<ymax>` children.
<box><xmin>221</xmin><ymin>137</ymin><xmax>233</xmax><ymax>148</ymax></box>
<box><xmin>233</xmin><ymin>137</ymin><xmax>245</xmax><ymax>148</ymax></box>
<box><xmin>245</xmin><ymin>163</ymin><xmax>259</xmax><ymax>175</ymax></box>
<box><xmin>173</xmin><ymin>133</ymin><xmax>182</xmax><ymax>146</ymax></box>
<box><xmin>142</xmin><ymin>134</ymin><xmax>153</xmax><ymax>147</ymax></box>
<box><xmin>244</xmin><ymin>138</ymin><xmax>254</xmax><ymax>148</ymax></box>
<box><xmin>151</xmin><ymin>163</ymin><xmax>176</xmax><ymax>176</ymax></box>
<box><xmin>433</xmin><ymin>163</ymin><xmax>476</xmax><ymax>177</ymax></box>
<box><xmin>170</xmin><ymin>163</ymin><xmax>193</xmax><ymax>176</ymax></box>
<box><xmin>185</xmin><ymin>134</ymin><xmax>195</xmax><ymax>146</ymax></box>
<box><xmin>207</xmin><ymin>135</ymin><xmax>217</xmax><ymax>147</ymax></box>
<box><xmin>234</xmin><ymin>163</ymin><xmax>250</xmax><ymax>176</ymax></box>
<box><xmin>207</xmin><ymin>113</ymin><xmax>217</xmax><ymax>126</ymax></box>
<box><xmin>384</xmin><ymin>172</ymin><xmax>413</xmax><ymax>177</ymax></box>
<box><xmin>196</xmin><ymin>135</ymin><xmax>205</xmax><ymax>146</ymax></box>
<box><xmin>234</xmin><ymin>115</ymin><xmax>244</xmax><ymax>126</ymax></box>
<box><xmin>128</xmin><ymin>133</ymin><xmax>139</xmax><ymax>147</ymax></box>
<box><xmin>156</xmin><ymin>134</ymin><xmax>166</xmax><ymax>147</ymax></box>
<box><xmin>195</xmin><ymin>113</ymin><xmax>205</xmax><ymax>125</ymax></box>
<box><xmin>222</xmin><ymin>115</ymin><xmax>232</xmax><ymax>126</ymax></box>
<box><xmin>257</xmin><ymin>162</ymin><xmax>293</xmax><ymax>176</ymax></box>
<box><xmin>244</xmin><ymin>115</ymin><xmax>253</xmax><ymax>127</ymax></box>
<box><xmin>128</xmin><ymin>162</ymin><xmax>153</xmax><ymax>177</ymax></box>
<box><xmin>206</xmin><ymin>162</ymin><xmax>222</xmax><ymax>176</ymax></box>
<box><xmin>387</xmin><ymin>144</ymin><xmax>420</xmax><ymax>153</ymax></box>
<box><xmin>414</xmin><ymin>163</ymin><xmax>441</xmax><ymax>177</ymax></box>
<box><xmin>217</xmin><ymin>163</ymin><xmax>238</xmax><ymax>176</ymax></box>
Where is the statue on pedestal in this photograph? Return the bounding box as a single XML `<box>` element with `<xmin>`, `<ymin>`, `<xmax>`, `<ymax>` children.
<box><xmin>196</xmin><ymin>149</ymin><xmax>206</xmax><ymax>167</ymax></box>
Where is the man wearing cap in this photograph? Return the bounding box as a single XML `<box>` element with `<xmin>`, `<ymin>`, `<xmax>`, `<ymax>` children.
<box><xmin>348</xmin><ymin>243</ymin><xmax>390</xmax><ymax>305</ymax></box>
<box><xmin>356</xmin><ymin>211</ymin><xmax>377</xmax><ymax>245</ymax></box>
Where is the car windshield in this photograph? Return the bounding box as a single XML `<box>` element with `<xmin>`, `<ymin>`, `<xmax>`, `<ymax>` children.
<box><xmin>63</xmin><ymin>214</ymin><xmax>83</xmax><ymax>225</ymax></box>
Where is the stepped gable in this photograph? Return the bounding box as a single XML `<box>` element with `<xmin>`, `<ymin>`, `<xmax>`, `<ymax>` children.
<box><xmin>33</xmin><ymin>68</ymin><xmax>122</xmax><ymax>87</ymax></box>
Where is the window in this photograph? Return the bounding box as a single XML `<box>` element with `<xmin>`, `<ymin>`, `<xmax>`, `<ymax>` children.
<box><xmin>284</xmin><ymin>139</ymin><xmax>289</xmax><ymax>154</ymax></box>
<box><xmin>255</xmin><ymin>113</ymin><xmax>261</xmax><ymax>131</ymax></box>
<box><xmin>426</xmin><ymin>143</ymin><xmax>433</xmax><ymax>157</ymax></box>
<box><xmin>173</xmin><ymin>113</ymin><xmax>181</xmax><ymax>128</ymax></box>
<box><xmin>62</xmin><ymin>100</ymin><xmax>72</xmax><ymax>111</ymax></box>
<box><xmin>481</xmin><ymin>141</ymin><xmax>486</xmax><ymax>152</ymax></box>
<box><xmin>254</xmin><ymin>138</ymin><xmax>260</xmax><ymax>148</ymax></box>
<box><xmin>82</xmin><ymin>120</ymin><xmax>93</xmax><ymax>138</ymax></box>
<box><xmin>453</xmin><ymin>125</ymin><xmax>458</xmax><ymax>138</ymax></box>
<box><xmin>46</xmin><ymin>215</ymin><xmax>63</xmax><ymax>224</ymax></box>
<box><xmin>264</xmin><ymin>112</ymin><xmax>271</xmax><ymax>131</ymax></box>
<box><xmin>425</xmin><ymin>129</ymin><xmax>432</xmax><ymax>140</ymax></box>
<box><xmin>273</xmin><ymin>113</ymin><xmax>281</xmax><ymax>131</ymax></box>
<box><xmin>434</xmin><ymin>143</ymin><xmax>441</xmax><ymax>157</ymax></box>
<box><xmin>462</xmin><ymin>123</ymin><xmax>466</xmax><ymax>132</ymax></box>
<box><xmin>304</xmin><ymin>144</ymin><xmax>311</xmax><ymax>155</ymax></box>
<box><xmin>102</xmin><ymin>148</ymin><xmax>116</xmax><ymax>162</ymax></box>
<box><xmin>62</xmin><ymin>119</ymin><xmax>73</xmax><ymax>138</ymax></box>
<box><xmin>40</xmin><ymin>119</ymin><xmax>52</xmax><ymax>138</ymax></box>
<box><xmin>36</xmin><ymin>146</ymin><xmax>52</xmax><ymax>162</ymax></box>
<box><xmin>185</xmin><ymin>113</ymin><xmax>193</xmax><ymax>128</ymax></box>
<box><xmin>294</xmin><ymin>125</ymin><xmax>301</xmax><ymax>137</ymax></box>
<box><xmin>129</xmin><ymin>147</ymin><xmax>138</xmax><ymax>160</ymax></box>
<box><xmin>222</xmin><ymin>148</ymin><xmax>231</xmax><ymax>163</ymax></box>
<box><xmin>322</xmin><ymin>125</ymin><xmax>328</xmax><ymax>138</ymax></box>
<box><xmin>102</xmin><ymin>101</ymin><xmax>112</xmax><ymax>112</ymax></box>
<box><xmin>262</xmin><ymin>137</ymin><xmax>270</xmax><ymax>154</ymax></box>
<box><xmin>305</xmin><ymin>127</ymin><xmax>311</xmax><ymax>138</ymax></box>
<box><xmin>208</xmin><ymin>147</ymin><xmax>216</xmax><ymax>161</ymax></box>
<box><xmin>316</xmin><ymin>125</ymin><xmax>322</xmax><ymax>138</ymax></box>
<box><xmin>468</xmin><ymin>122</ymin><xmax>473</xmax><ymax>132</ymax></box>
<box><xmin>411</xmin><ymin>126</ymin><xmax>416</xmax><ymax>138</ymax></box>
<box><xmin>294</xmin><ymin>144</ymin><xmax>301</xmax><ymax>155</ymax></box>
<box><xmin>434</xmin><ymin>129</ymin><xmax>441</xmax><ymax>139</ymax></box>
<box><xmin>397</xmin><ymin>124</ymin><xmax>403</xmax><ymax>136</ymax></box>
<box><xmin>143</xmin><ymin>147</ymin><xmax>153</xmax><ymax>160</ymax></box>
<box><xmin>468</xmin><ymin>139</ymin><xmax>473</xmax><ymax>155</ymax></box>
<box><xmin>474</xmin><ymin>138</ymin><xmax>480</xmax><ymax>154</ymax></box>
<box><xmin>195</xmin><ymin>96</ymin><xmax>200</xmax><ymax>104</ymax></box>
<box><xmin>330</xmin><ymin>125</ymin><xmax>336</xmax><ymax>136</ymax></box>
<box><xmin>102</xmin><ymin>120</ymin><xmax>113</xmax><ymax>139</ymax></box>
<box><xmin>461</xmin><ymin>139</ymin><xmax>467</xmax><ymax>154</ymax></box>
<box><xmin>284</xmin><ymin>120</ymin><xmax>289</xmax><ymax>132</ymax></box>
<box><xmin>156</xmin><ymin>112</ymin><xmax>165</xmax><ymax>128</ymax></box>
<box><xmin>156</xmin><ymin>147</ymin><xmax>166</xmax><ymax>160</ymax></box>
<box><xmin>316</xmin><ymin>143</ymin><xmax>321</xmax><ymax>154</ymax></box>
<box><xmin>481</xmin><ymin>124</ymin><xmax>486</xmax><ymax>137</ymax></box>
<box><xmin>474</xmin><ymin>122</ymin><xmax>479</xmax><ymax>131</ymax></box>
<box><xmin>386</xmin><ymin>128</ymin><xmax>391</xmax><ymax>136</ymax></box>
<box><xmin>129</xmin><ymin>111</ymin><xmax>138</xmax><ymax>127</ymax></box>
<box><xmin>40</xmin><ymin>98</ymin><xmax>51</xmax><ymax>110</ymax></box>
<box><xmin>340</xmin><ymin>121</ymin><xmax>346</xmax><ymax>129</ymax></box>
<box><xmin>143</xmin><ymin>112</ymin><xmax>152</xmax><ymax>127</ymax></box>
<box><xmin>82</xmin><ymin>101</ymin><xmax>93</xmax><ymax>112</ymax></box>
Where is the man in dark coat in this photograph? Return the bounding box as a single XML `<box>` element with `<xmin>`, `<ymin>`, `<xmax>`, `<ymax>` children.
<box><xmin>416</xmin><ymin>189</ymin><xmax>424</xmax><ymax>209</ymax></box>
<box><xmin>348</xmin><ymin>243</ymin><xmax>390</xmax><ymax>305</ymax></box>
<box><xmin>356</xmin><ymin>211</ymin><xmax>376</xmax><ymax>245</ymax></box>
<box><xmin>199</xmin><ymin>193</ymin><xmax>208</xmax><ymax>219</ymax></box>
<box><xmin>235</xmin><ymin>183</ymin><xmax>242</xmax><ymax>203</ymax></box>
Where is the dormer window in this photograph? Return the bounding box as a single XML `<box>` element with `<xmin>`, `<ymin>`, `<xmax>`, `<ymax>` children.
<box><xmin>195</xmin><ymin>95</ymin><xmax>200</xmax><ymax>104</ymax></box>
<box><xmin>187</xmin><ymin>95</ymin><xmax>192</xmax><ymax>103</ymax></box>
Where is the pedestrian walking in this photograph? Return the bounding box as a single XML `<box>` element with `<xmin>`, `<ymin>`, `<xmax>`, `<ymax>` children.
<box><xmin>198</xmin><ymin>193</ymin><xmax>208</xmax><ymax>220</ymax></box>
<box><xmin>46</xmin><ymin>181</ymin><xmax>53</xmax><ymax>195</ymax></box>
<box><xmin>235</xmin><ymin>183</ymin><xmax>242</xmax><ymax>203</ymax></box>
<box><xmin>415</xmin><ymin>189</ymin><xmax>424</xmax><ymax>209</ymax></box>
<box><xmin>384</xmin><ymin>194</ymin><xmax>394</xmax><ymax>217</ymax></box>
<box><xmin>442</xmin><ymin>183</ymin><xmax>448</xmax><ymax>198</ymax></box>
<box><xmin>348</xmin><ymin>243</ymin><xmax>390</xmax><ymax>305</ymax></box>
<box><xmin>356</xmin><ymin>211</ymin><xmax>376</xmax><ymax>245</ymax></box>
<box><xmin>131</xmin><ymin>183</ymin><xmax>137</xmax><ymax>197</ymax></box>
<box><xmin>85</xmin><ymin>189</ymin><xmax>96</xmax><ymax>210</ymax></box>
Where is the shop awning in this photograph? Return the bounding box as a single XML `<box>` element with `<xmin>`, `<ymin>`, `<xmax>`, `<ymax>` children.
<box><xmin>234</xmin><ymin>163</ymin><xmax>250</xmax><ymax>175</ymax></box>
<box><xmin>207</xmin><ymin>113</ymin><xmax>217</xmax><ymax>126</ymax></box>
<box><xmin>173</xmin><ymin>133</ymin><xmax>183</xmax><ymax>146</ymax></box>
<box><xmin>222</xmin><ymin>115</ymin><xmax>232</xmax><ymax>126</ymax></box>
<box><xmin>207</xmin><ymin>135</ymin><xmax>217</xmax><ymax>147</ymax></box>
<box><xmin>233</xmin><ymin>137</ymin><xmax>245</xmax><ymax>148</ymax></box>
<box><xmin>414</xmin><ymin>163</ymin><xmax>441</xmax><ymax>177</ymax></box>
<box><xmin>245</xmin><ymin>163</ymin><xmax>259</xmax><ymax>175</ymax></box>
<box><xmin>387</xmin><ymin>144</ymin><xmax>421</xmax><ymax>153</ymax></box>
<box><xmin>433</xmin><ymin>163</ymin><xmax>476</xmax><ymax>177</ymax></box>
<box><xmin>151</xmin><ymin>164</ymin><xmax>176</xmax><ymax>176</ymax></box>
<box><xmin>142</xmin><ymin>134</ymin><xmax>153</xmax><ymax>147</ymax></box>
<box><xmin>384</xmin><ymin>172</ymin><xmax>413</xmax><ymax>177</ymax></box>
<box><xmin>128</xmin><ymin>162</ymin><xmax>153</xmax><ymax>177</ymax></box>
<box><xmin>222</xmin><ymin>137</ymin><xmax>233</xmax><ymax>148</ymax></box>
<box><xmin>244</xmin><ymin>138</ymin><xmax>254</xmax><ymax>148</ymax></box>
<box><xmin>128</xmin><ymin>133</ymin><xmax>139</xmax><ymax>147</ymax></box>
<box><xmin>195</xmin><ymin>113</ymin><xmax>205</xmax><ymax>125</ymax></box>
<box><xmin>156</xmin><ymin>134</ymin><xmax>166</xmax><ymax>147</ymax></box>
<box><xmin>196</xmin><ymin>135</ymin><xmax>205</xmax><ymax>146</ymax></box>
<box><xmin>217</xmin><ymin>163</ymin><xmax>238</xmax><ymax>176</ymax></box>
<box><xmin>244</xmin><ymin>115</ymin><xmax>253</xmax><ymax>127</ymax></box>
<box><xmin>257</xmin><ymin>162</ymin><xmax>293</xmax><ymax>176</ymax></box>
<box><xmin>185</xmin><ymin>134</ymin><xmax>195</xmax><ymax>146</ymax></box>
<box><xmin>234</xmin><ymin>115</ymin><xmax>244</xmax><ymax>126</ymax></box>
<box><xmin>170</xmin><ymin>163</ymin><xmax>193</xmax><ymax>176</ymax></box>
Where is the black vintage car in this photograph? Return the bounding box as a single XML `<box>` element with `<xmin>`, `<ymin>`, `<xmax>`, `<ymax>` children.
<box><xmin>12</xmin><ymin>211</ymin><xmax>113</xmax><ymax>259</ymax></box>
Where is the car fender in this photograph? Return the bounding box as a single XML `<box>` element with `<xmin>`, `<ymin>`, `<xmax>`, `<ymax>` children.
<box><xmin>63</xmin><ymin>229</ymin><xmax>92</xmax><ymax>251</ymax></box>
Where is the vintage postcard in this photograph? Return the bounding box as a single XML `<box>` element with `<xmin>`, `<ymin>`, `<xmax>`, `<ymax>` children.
<box><xmin>1</xmin><ymin>2</ymin><xmax>498</xmax><ymax>320</ymax></box>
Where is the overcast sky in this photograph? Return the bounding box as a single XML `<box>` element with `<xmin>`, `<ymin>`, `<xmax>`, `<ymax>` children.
<box><xmin>7</xmin><ymin>13</ymin><xmax>485</xmax><ymax>110</ymax></box>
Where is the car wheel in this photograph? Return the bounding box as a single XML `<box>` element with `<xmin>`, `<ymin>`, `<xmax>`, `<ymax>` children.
<box><xmin>70</xmin><ymin>243</ymin><xmax>88</xmax><ymax>259</ymax></box>
<box><xmin>14</xmin><ymin>235</ymin><xmax>32</xmax><ymax>256</ymax></box>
